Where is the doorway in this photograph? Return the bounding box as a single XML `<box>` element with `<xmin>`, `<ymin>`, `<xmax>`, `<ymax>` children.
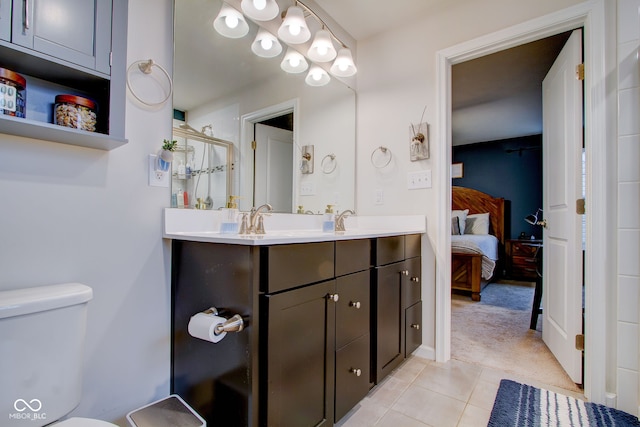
<box><xmin>435</xmin><ymin>1</ymin><xmax>609</xmax><ymax>403</ymax></box>
<box><xmin>449</xmin><ymin>31</ymin><xmax>581</xmax><ymax>390</ymax></box>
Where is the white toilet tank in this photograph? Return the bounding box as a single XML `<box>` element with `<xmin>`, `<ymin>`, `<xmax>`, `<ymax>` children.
<box><xmin>0</xmin><ymin>283</ymin><xmax>93</xmax><ymax>427</ymax></box>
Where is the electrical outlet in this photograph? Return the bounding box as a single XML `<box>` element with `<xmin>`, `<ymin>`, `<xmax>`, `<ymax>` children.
<box><xmin>375</xmin><ymin>189</ymin><xmax>384</xmax><ymax>205</ymax></box>
<box><xmin>407</xmin><ymin>170</ymin><xmax>432</xmax><ymax>189</ymax></box>
<box><xmin>149</xmin><ymin>154</ymin><xmax>170</xmax><ymax>187</ymax></box>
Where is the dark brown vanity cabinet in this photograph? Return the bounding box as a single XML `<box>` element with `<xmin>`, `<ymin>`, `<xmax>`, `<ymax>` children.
<box><xmin>372</xmin><ymin>235</ymin><xmax>422</xmax><ymax>384</ymax></box>
<box><xmin>171</xmin><ymin>234</ymin><xmax>420</xmax><ymax>426</ymax></box>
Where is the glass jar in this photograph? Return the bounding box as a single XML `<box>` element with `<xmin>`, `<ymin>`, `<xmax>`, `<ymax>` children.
<box><xmin>54</xmin><ymin>94</ymin><xmax>97</xmax><ymax>132</ymax></box>
<box><xmin>0</xmin><ymin>68</ymin><xmax>26</xmax><ymax>118</ymax></box>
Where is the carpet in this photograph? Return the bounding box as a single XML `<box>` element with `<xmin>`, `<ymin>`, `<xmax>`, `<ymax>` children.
<box><xmin>452</xmin><ymin>281</ymin><xmax>581</xmax><ymax>392</ymax></box>
<box><xmin>489</xmin><ymin>379</ymin><xmax>640</xmax><ymax>426</ymax></box>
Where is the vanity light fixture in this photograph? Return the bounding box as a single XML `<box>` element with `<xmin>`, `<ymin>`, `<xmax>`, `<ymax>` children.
<box><xmin>307</xmin><ymin>29</ymin><xmax>337</xmax><ymax>62</ymax></box>
<box><xmin>277</xmin><ymin>5</ymin><xmax>311</xmax><ymax>44</ymax></box>
<box><xmin>252</xmin><ymin>29</ymin><xmax>283</xmax><ymax>58</ymax></box>
<box><xmin>281</xmin><ymin>48</ymin><xmax>309</xmax><ymax>73</ymax></box>
<box><xmin>213</xmin><ymin>3</ymin><xmax>249</xmax><ymax>38</ymax></box>
<box><xmin>240</xmin><ymin>0</ymin><xmax>279</xmax><ymax>21</ymax></box>
<box><xmin>330</xmin><ymin>47</ymin><xmax>357</xmax><ymax>77</ymax></box>
<box><xmin>305</xmin><ymin>65</ymin><xmax>330</xmax><ymax>86</ymax></box>
<box><xmin>213</xmin><ymin>0</ymin><xmax>357</xmax><ymax>85</ymax></box>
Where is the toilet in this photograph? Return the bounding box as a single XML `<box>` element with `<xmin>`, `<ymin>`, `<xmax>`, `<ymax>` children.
<box><xmin>0</xmin><ymin>283</ymin><xmax>206</xmax><ymax>427</ymax></box>
<box><xmin>0</xmin><ymin>283</ymin><xmax>117</xmax><ymax>426</ymax></box>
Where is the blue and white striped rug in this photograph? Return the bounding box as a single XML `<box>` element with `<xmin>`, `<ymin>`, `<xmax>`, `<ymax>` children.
<box><xmin>488</xmin><ymin>380</ymin><xmax>640</xmax><ymax>426</ymax></box>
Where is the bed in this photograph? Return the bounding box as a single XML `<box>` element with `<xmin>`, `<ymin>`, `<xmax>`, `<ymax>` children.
<box><xmin>451</xmin><ymin>186</ymin><xmax>505</xmax><ymax>301</ymax></box>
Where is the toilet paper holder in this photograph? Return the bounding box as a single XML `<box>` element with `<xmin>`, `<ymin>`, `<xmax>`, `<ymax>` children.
<box><xmin>203</xmin><ymin>307</ymin><xmax>244</xmax><ymax>335</ymax></box>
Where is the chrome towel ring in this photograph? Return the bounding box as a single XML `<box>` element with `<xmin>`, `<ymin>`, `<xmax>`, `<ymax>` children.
<box><xmin>126</xmin><ymin>59</ymin><xmax>173</xmax><ymax>107</ymax></box>
<box><xmin>371</xmin><ymin>146</ymin><xmax>392</xmax><ymax>169</ymax></box>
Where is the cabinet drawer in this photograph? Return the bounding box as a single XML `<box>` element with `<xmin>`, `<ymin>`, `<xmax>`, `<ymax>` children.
<box><xmin>405</xmin><ymin>301</ymin><xmax>422</xmax><ymax>357</ymax></box>
<box><xmin>262</xmin><ymin>242</ymin><xmax>335</xmax><ymax>293</ymax></box>
<box><xmin>405</xmin><ymin>234</ymin><xmax>421</xmax><ymax>259</ymax></box>
<box><xmin>335</xmin><ymin>334</ymin><xmax>371</xmax><ymax>422</ymax></box>
<box><xmin>375</xmin><ymin>236</ymin><xmax>404</xmax><ymax>266</ymax></box>
<box><xmin>336</xmin><ymin>238</ymin><xmax>371</xmax><ymax>276</ymax></box>
<box><xmin>336</xmin><ymin>270</ymin><xmax>370</xmax><ymax>349</ymax></box>
<box><xmin>403</xmin><ymin>257</ymin><xmax>421</xmax><ymax>308</ymax></box>
<box><xmin>510</xmin><ymin>241</ymin><xmax>541</xmax><ymax>257</ymax></box>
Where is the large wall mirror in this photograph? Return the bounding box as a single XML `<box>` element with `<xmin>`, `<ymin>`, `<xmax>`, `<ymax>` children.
<box><xmin>173</xmin><ymin>0</ymin><xmax>356</xmax><ymax>214</ymax></box>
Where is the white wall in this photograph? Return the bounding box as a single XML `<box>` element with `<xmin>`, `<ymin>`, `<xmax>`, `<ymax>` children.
<box><xmin>616</xmin><ymin>0</ymin><xmax>640</xmax><ymax>415</ymax></box>
<box><xmin>0</xmin><ymin>0</ymin><xmax>174</xmax><ymax>424</ymax></box>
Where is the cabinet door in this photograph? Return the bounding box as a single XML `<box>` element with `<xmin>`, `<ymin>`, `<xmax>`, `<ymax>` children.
<box><xmin>335</xmin><ymin>334</ymin><xmax>371</xmax><ymax>422</ymax></box>
<box><xmin>263</xmin><ymin>280</ymin><xmax>336</xmax><ymax>427</ymax></box>
<box><xmin>373</xmin><ymin>262</ymin><xmax>404</xmax><ymax>383</ymax></box>
<box><xmin>11</xmin><ymin>0</ymin><xmax>112</xmax><ymax>74</ymax></box>
<box><xmin>0</xmin><ymin>0</ymin><xmax>11</xmax><ymax>40</ymax></box>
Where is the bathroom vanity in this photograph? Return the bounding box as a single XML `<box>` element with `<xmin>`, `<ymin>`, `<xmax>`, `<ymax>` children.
<box><xmin>165</xmin><ymin>209</ymin><xmax>425</xmax><ymax>426</ymax></box>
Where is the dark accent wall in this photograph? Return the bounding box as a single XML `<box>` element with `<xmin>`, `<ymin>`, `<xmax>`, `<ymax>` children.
<box><xmin>453</xmin><ymin>135</ymin><xmax>542</xmax><ymax>240</ymax></box>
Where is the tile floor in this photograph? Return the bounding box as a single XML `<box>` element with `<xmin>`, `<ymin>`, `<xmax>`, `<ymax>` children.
<box><xmin>336</xmin><ymin>356</ymin><xmax>585</xmax><ymax>427</ymax></box>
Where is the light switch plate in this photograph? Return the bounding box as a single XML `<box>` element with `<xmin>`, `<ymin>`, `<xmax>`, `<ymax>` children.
<box><xmin>149</xmin><ymin>154</ymin><xmax>170</xmax><ymax>188</ymax></box>
<box><xmin>407</xmin><ymin>170</ymin><xmax>432</xmax><ymax>189</ymax></box>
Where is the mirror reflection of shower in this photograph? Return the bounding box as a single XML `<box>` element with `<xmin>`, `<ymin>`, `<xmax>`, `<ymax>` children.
<box><xmin>170</xmin><ymin>123</ymin><xmax>234</xmax><ymax>210</ymax></box>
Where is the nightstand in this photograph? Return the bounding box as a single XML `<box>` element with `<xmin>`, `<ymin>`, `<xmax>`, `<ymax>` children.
<box><xmin>505</xmin><ymin>239</ymin><xmax>542</xmax><ymax>280</ymax></box>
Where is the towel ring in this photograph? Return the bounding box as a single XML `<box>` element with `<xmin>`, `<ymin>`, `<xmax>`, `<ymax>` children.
<box><xmin>321</xmin><ymin>154</ymin><xmax>337</xmax><ymax>174</ymax></box>
<box><xmin>371</xmin><ymin>146</ymin><xmax>392</xmax><ymax>169</ymax></box>
<box><xmin>126</xmin><ymin>59</ymin><xmax>173</xmax><ymax>107</ymax></box>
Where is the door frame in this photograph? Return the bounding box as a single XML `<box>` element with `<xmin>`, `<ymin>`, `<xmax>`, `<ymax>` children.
<box><xmin>435</xmin><ymin>0</ymin><xmax>610</xmax><ymax>403</ymax></box>
<box><xmin>239</xmin><ymin>99</ymin><xmax>300</xmax><ymax>212</ymax></box>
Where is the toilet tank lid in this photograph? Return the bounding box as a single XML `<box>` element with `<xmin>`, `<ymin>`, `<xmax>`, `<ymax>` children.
<box><xmin>0</xmin><ymin>283</ymin><xmax>93</xmax><ymax>319</ymax></box>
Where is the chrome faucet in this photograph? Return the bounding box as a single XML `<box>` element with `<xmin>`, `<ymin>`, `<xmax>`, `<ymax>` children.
<box><xmin>335</xmin><ymin>209</ymin><xmax>355</xmax><ymax>232</ymax></box>
<box><xmin>249</xmin><ymin>203</ymin><xmax>273</xmax><ymax>234</ymax></box>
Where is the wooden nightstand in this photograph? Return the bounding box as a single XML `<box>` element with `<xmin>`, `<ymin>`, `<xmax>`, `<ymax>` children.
<box><xmin>505</xmin><ymin>239</ymin><xmax>542</xmax><ymax>280</ymax></box>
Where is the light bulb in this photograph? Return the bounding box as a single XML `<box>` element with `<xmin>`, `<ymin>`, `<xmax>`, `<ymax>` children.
<box><xmin>339</xmin><ymin>62</ymin><xmax>348</xmax><ymax>72</ymax></box>
<box><xmin>290</xmin><ymin>56</ymin><xmax>300</xmax><ymax>67</ymax></box>
<box><xmin>225</xmin><ymin>14</ymin><xmax>239</xmax><ymax>29</ymax></box>
<box><xmin>312</xmin><ymin>71</ymin><xmax>322</xmax><ymax>81</ymax></box>
<box><xmin>318</xmin><ymin>46</ymin><xmax>328</xmax><ymax>56</ymax></box>
<box><xmin>289</xmin><ymin>24</ymin><xmax>301</xmax><ymax>36</ymax></box>
<box><xmin>261</xmin><ymin>38</ymin><xmax>273</xmax><ymax>50</ymax></box>
<box><xmin>253</xmin><ymin>0</ymin><xmax>266</xmax><ymax>10</ymax></box>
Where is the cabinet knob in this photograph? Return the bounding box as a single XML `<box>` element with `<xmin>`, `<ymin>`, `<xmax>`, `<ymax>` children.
<box><xmin>401</xmin><ymin>270</ymin><xmax>409</xmax><ymax>276</ymax></box>
<box><xmin>411</xmin><ymin>277</ymin><xmax>419</xmax><ymax>282</ymax></box>
<box><xmin>350</xmin><ymin>368</ymin><xmax>362</xmax><ymax>377</ymax></box>
<box><xmin>327</xmin><ymin>293</ymin><xmax>339</xmax><ymax>302</ymax></box>
<box><xmin>349</xmin><ymin>301</ymin><xmax>361</xmax><ymax>309</ymax></box>
<box><xmin>411</xmin><ymin>323</ymin><xmax>420</xmax><ymax>330</ymax></box>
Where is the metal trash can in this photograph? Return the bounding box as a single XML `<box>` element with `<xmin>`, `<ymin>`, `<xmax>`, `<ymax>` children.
<box><xmin>126</xmin><ymin>395</ymin><xmax>206</xmax><ymax>427</ymax></box>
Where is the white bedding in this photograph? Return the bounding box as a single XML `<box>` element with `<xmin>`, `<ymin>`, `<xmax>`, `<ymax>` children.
<box><xmin>451</xmin><ymin>234</ymin><xmax>499</xmax><ymax>279</ymax></box>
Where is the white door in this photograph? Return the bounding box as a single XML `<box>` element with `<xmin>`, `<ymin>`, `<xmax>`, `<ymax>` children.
<box><xmin>541</xmin><ymin>29</ymin><xmax>583</xmax><ymax>384</ymax></box>
<box><xmin>254</xmin><ymin>123</ymin><xmax>293</xmax><ymax>212</ymax></box>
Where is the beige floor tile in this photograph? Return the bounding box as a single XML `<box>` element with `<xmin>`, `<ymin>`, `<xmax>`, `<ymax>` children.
<box><xmin>457</xmin><ymin>404</ymin><xmax>492</xmax><ymax>427</ymax></box>
<box><xmin>375</xmin><ymin>409</ymin><xmax>431</xmax><ymax>427</ymax></box>
<box><xmin>467</xmin><ymin>379</ymin><xmax>500</xmax><ymax>410</ymax></box>
<box><xmin>391</xmin><ymin>356</ymin><xmax>430</xmax><ymax>383</ymax></box>
<box><xmin>391</xmin><ymin>383</ymin><xmax>466</xmax><ymax>427</ymax></box>
<box><xmin>412</xmin><ymin>359</ymin><xmax>481</xmax><ymax>402</ymax></box>
<box><xmin>362</xmin><ymin>375</ymin><xmax>411</xmax><ymax>408</ymax></box>
<box><xmin>335</xmin><ymin>401</ymin><xmax>388</xmax><ymax>427</ymax></box>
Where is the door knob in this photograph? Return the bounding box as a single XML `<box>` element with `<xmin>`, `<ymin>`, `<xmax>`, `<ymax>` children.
<box><xmin>349</xmin><ymin>301</ymin><xmax>361</xmax><ymax>309</ymax></box>
<box><xmin>350</xmin><ymin>368</ymin><xmax>362</xmax><ymax>377</ymax></box>
<box><xmin>401</xmin><ymin>270</ymin><xmax>409</xmax><ymax>276</ymax></box>
<box><xmin>411</xmin><ymin>323</ymin><xmax>420</xmax><ymax>330</ymax></box>
<box><xmin>411</xmin><ymin>277</ymin><xmax>419</xmax><ymax>282</ymax></box>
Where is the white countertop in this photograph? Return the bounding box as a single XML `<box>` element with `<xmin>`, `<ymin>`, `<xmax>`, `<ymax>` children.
<box><xmin>163</xmin><ymin>208</ymin><xmax>426</xmax><ymax>246</ymax></box>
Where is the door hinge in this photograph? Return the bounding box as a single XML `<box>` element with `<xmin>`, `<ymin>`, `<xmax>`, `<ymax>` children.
<box><xmin>109</xmin><ymin>51</ymin><xmax>113</xmax><ymax>67</ymax></box>
<box><xmin>575</xmin><ymin>334</ymin><xmax>585</xmax><ymax>351</ymax></box>
<box><xmin>576</xmin><ymin>198</ymin><xmax>586</xmax><ymax>214</ymax></box>
<box><xmin>251</xmin><ymin>140</ymin><xmax>257</xmax><ymax>150</ymax></box>
<box><xmin>576</xmin><ymin>63</ymin><xmax>584</xmax><ymax>81</ymax></box>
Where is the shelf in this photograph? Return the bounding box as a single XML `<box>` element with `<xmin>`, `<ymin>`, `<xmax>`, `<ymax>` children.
<box><xmin>0</xmin><ymin>114</ymin><xmax>127</xmax><ymax>151</ymax></box>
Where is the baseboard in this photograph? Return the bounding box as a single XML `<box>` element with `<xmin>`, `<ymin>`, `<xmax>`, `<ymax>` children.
<box><xmin>412</xmin><ymin>344</ymin><xmax>435</xmax><ymax>361</ymax></box>
<box><xmin>605</xmin><ymin>392</ymin><xmax>617</xmax><ymax>408</ymax></box>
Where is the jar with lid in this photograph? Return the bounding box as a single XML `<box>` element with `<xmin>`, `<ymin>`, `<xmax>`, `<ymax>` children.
<box><xmin>0</xmin><ymin>68</ymin><xmax>26</xmax><ymax>118</ymax></box>
<box><xmin>54</xmin><ymin>95</ymin><xmax>97</xmax><ymax>132</ymax></box>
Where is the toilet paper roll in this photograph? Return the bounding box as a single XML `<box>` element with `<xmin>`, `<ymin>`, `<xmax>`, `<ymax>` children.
<box><xmin>188</xmin><ymin>312</ymin><xmax>227</xmax><ymax>343</ymax></box>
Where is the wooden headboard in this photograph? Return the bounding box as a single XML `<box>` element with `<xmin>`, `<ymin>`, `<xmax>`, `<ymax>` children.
<box><xmin>452</xmin><ymin>186</ymin><xmax>505</xmax><ymax>245</ymax></box>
